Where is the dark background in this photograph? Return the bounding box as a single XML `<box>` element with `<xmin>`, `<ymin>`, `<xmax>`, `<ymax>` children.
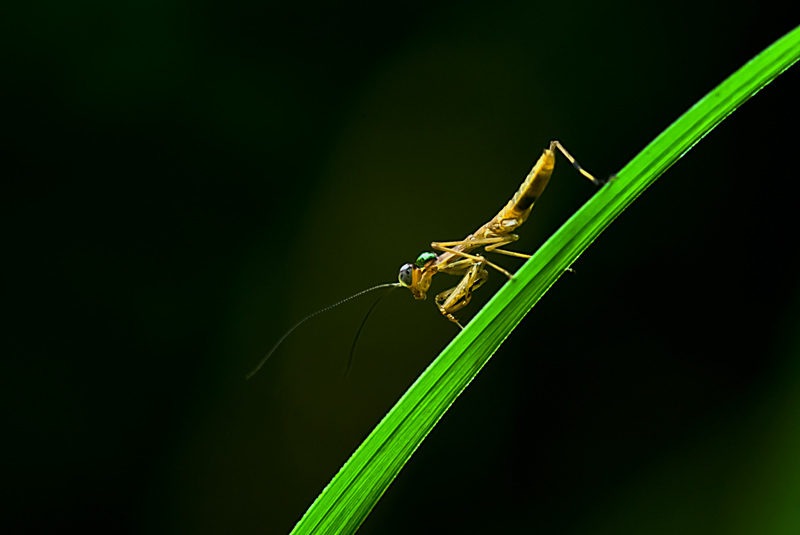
<box><xmin>4</xmin><ymin>2</ymin><xmax>799</xmax><ymax>534</ymax></box>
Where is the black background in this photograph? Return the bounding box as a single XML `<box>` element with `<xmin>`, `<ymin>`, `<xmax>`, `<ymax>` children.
<box><xmin>4</xmin><ymin>2</ymin><xmax>800</xmax><ymax>534</ymax></box>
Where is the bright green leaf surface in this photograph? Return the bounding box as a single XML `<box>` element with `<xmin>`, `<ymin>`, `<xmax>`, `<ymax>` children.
<box><xmin>290</xmin><ymin>25</ymin><xmax>800</xmax><ymax>535</ymax></box>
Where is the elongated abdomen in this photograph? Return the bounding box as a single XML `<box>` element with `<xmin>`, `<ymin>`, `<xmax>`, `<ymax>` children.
<box><xmin>510</xmin><ymin>148</ymin><xmax>556</xmax><ymax>215</ymax></box>
<box><xmin>472</xmin><ymin>147</ymin><xmax>558</xmax><ymax>238</ymax></box>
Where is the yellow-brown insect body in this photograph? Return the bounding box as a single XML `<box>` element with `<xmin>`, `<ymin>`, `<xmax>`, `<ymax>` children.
<box><xmin>398</xmin><ymin>141</ymin><xmax>599</xmax><ymax>326</ymax></box>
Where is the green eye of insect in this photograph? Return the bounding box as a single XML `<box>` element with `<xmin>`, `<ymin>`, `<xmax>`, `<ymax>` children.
<box><xmin>415</xmin><ymin>252</ymin><xmax>437</xmax><ymax>268</ymax></box>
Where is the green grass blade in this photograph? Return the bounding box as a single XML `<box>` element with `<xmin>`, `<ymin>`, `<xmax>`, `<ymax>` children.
<box><xmin>289</xmin><ymin>26</ymin><xmax>800</xmax><ymax>535</ymax></box>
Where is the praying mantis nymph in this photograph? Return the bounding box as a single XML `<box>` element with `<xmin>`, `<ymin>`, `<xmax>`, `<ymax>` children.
<box><xmin>396</xmin><ymin>140</ymin><xmax>604</xmax><ymax>328</ymax></box>
<box><xmin>246</xmin><ymin>141</ymin><xmax>605</xmax><ymax>379</ymax></box>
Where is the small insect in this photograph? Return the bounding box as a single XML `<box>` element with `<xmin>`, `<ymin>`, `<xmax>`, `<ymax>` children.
<box><xmin>396</xmin><ymin>140</ymin><xmax>603</xmax><ymax>327</ymax></box>
<box><xmin>246</xmin><ymin>141</ymin><xmax>603</xmax><ymax>379</ymax></box>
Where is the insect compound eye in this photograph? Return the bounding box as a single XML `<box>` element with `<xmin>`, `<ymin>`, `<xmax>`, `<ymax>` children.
<box><xmin>398</xmin><ymin>263</ymin><xmax>415</xmax><ymax>287</ymax></box>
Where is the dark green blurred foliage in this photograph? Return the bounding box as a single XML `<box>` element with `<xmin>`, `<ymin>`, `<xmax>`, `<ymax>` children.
<box><xmin>3</xmin><ymin>1</ymin><xmax>799</xmax><ymax>534</ymax></box>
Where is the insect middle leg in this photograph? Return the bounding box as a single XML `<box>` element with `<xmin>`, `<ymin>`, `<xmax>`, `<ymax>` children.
<box><xmin>435</xmin><ymin>237</ymin><xmax>577</xmax><ymax>277</ymax></box>
<box><xmin>432</xmin><ymin>236</ymin><xmax>532</xmax><ymax>277</ymax></box>
<box><xmin>431</xmin><ymin>242</ymin><xmax>513</xmax><ymax>278</ymax></box>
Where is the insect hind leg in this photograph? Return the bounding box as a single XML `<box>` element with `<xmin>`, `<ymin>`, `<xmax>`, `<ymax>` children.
<box><xmin>550</xmin><ymin>140</ymin><xmax>605</xmax><ymax>186</ymax></box>
<box><xmin>483</xmin><ymin>234</ymin><xmax>532</xmax><ymax>259</ymax></box>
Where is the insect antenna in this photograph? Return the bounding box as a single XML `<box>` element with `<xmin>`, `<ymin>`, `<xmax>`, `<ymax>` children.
<box><xmin>344</xmin><ymin>285</ymin><xmax>398</xmax><ymax>378</ymax></box>
<box><xmin>246</xmin><ymin>282</ymin><xmax>401</xmax><ymax>379</ymax></box>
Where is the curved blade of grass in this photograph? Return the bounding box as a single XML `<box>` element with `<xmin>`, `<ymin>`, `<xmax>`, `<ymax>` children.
<box><xmin>290</xmin><ymin>26</ymin><xmax>800</xmax><ymax>535</ymax></box>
